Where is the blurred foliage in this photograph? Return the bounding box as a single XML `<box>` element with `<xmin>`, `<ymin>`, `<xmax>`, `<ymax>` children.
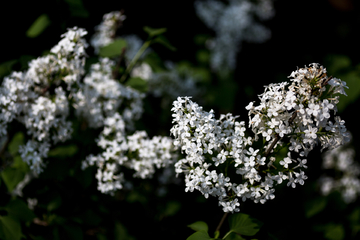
<box><xmin>26</xmin><ymin>14</ymin><xmax>51</xmax><ymax>38</ymax></box>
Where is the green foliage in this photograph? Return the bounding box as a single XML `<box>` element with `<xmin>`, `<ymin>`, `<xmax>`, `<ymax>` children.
<box><xmin>188</xmin><ymin>221</ymin><xmax>209</xmax><ymax>232</ymax></box>
<box><xmin>0</xmin><ymin>199</ymin><xmax>35</xmax><ymax>240</ymax></box>
<box><xmin>26</xmin><ymin>14</ymin><xmax>51</xmax><ymax>38</ymax></box>
<box><xmin>0</xmin><ymin>215</ymin><xmax>22</xmax><ymax>240</ymax></box>
<box><xmin>125</xmin><ymin>77</ymin><xmax>148</xmax><ymax>92</ymax></box>
<box><xmin>143</xmin><ymin>26</ymin><xmax>167</xmax><ymax>37</ymax></box>
<box><xmin>0</xmin><ymin>60</ymin><xmax>17</xmax><ymax>78</ymax></box>
<box><xmin>47</xmin><ymin>145</ymin><xmax>78</xmax><ymax>159</ymax></box>
<box><xmin>187</xmin><ymin>214</ymin><xmax>263</xmax><ymax>240</ymax></box>
<box><xmin>99</xmin><ymin>39</ymin><xmax>127</xmax><ymax>58</ymax></box>
<box><xmin>0</xmin><ymin>132</ymin><xmax>28</xmax><ymax>192</ymax></box>
<box><xmin>114</xmin><ymin>221</ymin><xmax>135</xmax><ymax>240</ymax></box>
<box><xmin>3</xmin><ymin>199</ymin><xmax>36</xmax><ymax>222</ymax></box>
<box><xmin>225</xmin><ymin>232</ymin><xmax>245</xmax><ymax>240</ymax></box>
<box><xmin>324</xmin><ymin>224</ymin><xmax>345</xmax><ymax>240</ymax></box>
<box><xmin>152</xmin><ymin>35</ymin><xmax>177</xmax><ymax>52</ymax></box>
<box><xmin>305</xmin><ymin>197</ymin><xmax>327</xmax><ymax>218</ymax></box>
<box><xmin>227</xmin><ymin>213</ymin><xmax>262</xmax><ymax>237</ymax></box>
<box><xmin>187</xmin><ymin>230</ymin><xmax>213</xmax><ymax>240</ymax></box>
<box><xmin>64</xmin><ymin>0</ymin><xmax>89</xmax><ymax>18</ymax></box>
<box><xmin>325</xmin><ymin>54</ymin><xmax>360</xmax><ymax>112</ymax></box>
<box><xmin>143</xmin><ymin>26</ymin><xmax>176</xmax><ymax>51</ymax></box>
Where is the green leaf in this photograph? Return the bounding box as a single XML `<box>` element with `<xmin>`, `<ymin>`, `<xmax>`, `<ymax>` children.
<box><xmin>305</xmin><ymin>197</ymin><xmax>327</xmax><ymax>218</ymax></box>
<box><xmin>324</xmin><ymin>224</ymin><xmax>345</xmax><ymax>240</ymax></box>
<box><xmin>47</xmin><ymin>196</ymin><xmax>62</xmax><ymax>212</ymax></box>
<box><xmin>325</xmin><ymin>54</ymin><xmax>360</xmax><ymax>112</ymax></box>
<box><xmin>153</xmin><ymin>35</ymin><xmax>177</xmax><ymax>51</ymax></box>
<box><xmin>5</xmin><ymin>199</ymin><xmax>36</xmax><ymax>222</ymax></box>
<box><xmin>143</xmin><ymin>26</ymin><xmax>167</xmax><ymax>37</ymax></box>
<box><xmin>125</xmin><ymin>77</ymin><xmax>148</xmax><ymax>92</ymax></box>
<box><xmin>186</xmin><ymin>231</ymin><xmax>213</xmax><ymax>240</ymax></box>
<box><xmin>47</xmin><ymin>144</ymin><xmax>78</xmax><ymax>158</ymax></box>
<box><xmin>336</xmin><ymin>70</ymin><xmax>360</xmax><ymax>112</ymax></box>
<box><xmin>64</xmin><ymin>0</ymin><xmax>89</xmax><ymax>18</ymax></box>
<box><xmin>114</xmin><ymin>221</ymin><xmax>135</xmax><ymax>240</ymax></box>
<box><xmin>1</xmin><ymin>166</ymin><xmax>26</xmax><ymax>192</ymax></box>
<box><xmin>228</xmin><ymin>213</ymin><xmax>262</xmax><ymax>236</ymax></box>
<box><xmin>0</xmin><ymin>216</ymin><xmax>22</xmax><ymax>240</ymax></box>
<box><xmin>99</xmin><ymin>38</ymin><xmax>127</xmax><ymax>58</ymax></box>
<box><xmin>163</xmin><ymin>201</ymin><xmax>181</xmax><ymax>216</ymax></box>
<box><xmin>0</xmin><ymin>60</ymin><xmax>17</xmax><ymax>78</ymax></box>
<box><xmin>8</xmin><ymin>132</ymin><xmax>24</xmax><ymax>156</ymax></box>
<box><xmin>187</xmin><ymin>221</ymin><xmax>209</xmax><ymax>232</ymax></box>
<box><xmin>225</xmin><ymin>232</ymin><xmax>246</xmax><ymax>240</ymax></box>
<box><xmin>196</xmin><ymin>49</ymin><xmax>210</xmax><ymax>64</ymax></box>
<box><xmin>26</xmin><ymin>14</ymin><xmax>51</xmax><ymax>38</ymax></box>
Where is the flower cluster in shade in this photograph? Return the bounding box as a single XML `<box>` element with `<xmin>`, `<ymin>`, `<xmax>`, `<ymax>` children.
<box><xmin>0</xmin><ymin>27</ymin><xmax>88</xmax><ymax>174</ymax></box>
<box><xmin>195</xmin><ymin>0</ymin><xmax>274</xmax><ymax>72</ymax></box>
<box><xmin>170</xmin><ymin>63</ymin><xmax>350</xmax><ymax>212</ymax></box>
<box><xmin>0</xmin><ymin>17</ymin><xmax>179</xmax><ymax>191</ymax></box>
<box><xmin>319</xmin><ymin>137</ymin><xmax>360</xmax><ymax>203</ymax></box>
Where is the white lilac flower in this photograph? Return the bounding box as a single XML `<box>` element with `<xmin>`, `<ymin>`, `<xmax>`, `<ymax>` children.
<box><xmin>82</xmin><ymin>113</ymin><xmax>179</xmax><ymax>195</ymax></box>
<box><xmin>171</xmin><ymin>63</ymin><xmax>349</xmax><ymax>212</ymax></box>
<box><xmin>72</xmin><ymin>57</ymin><xmax>145</xmax><ymax>130</ymax></box>
<box><xmin>0</xmin><ymin>27</ymin><xmax>87</xmax><ymax>174</ymax></box>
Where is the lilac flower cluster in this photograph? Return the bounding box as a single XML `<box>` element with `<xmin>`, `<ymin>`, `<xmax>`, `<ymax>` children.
<box><xmin>82</xmin><ymin>113</ymin><xmax>178</xmax><ymax>194</ymax></box>
<box><xmin>1</xmin><ymin>13</ymin><xmax>179</xmax><ymax>189</ymax></box>
<box><xmin>0</xmin><ymin>27</ymin><xmax>88</xmax><ymax>173</ymax></box>
<box><xmin>170</xmin><ymin>63</ymin><xmax>349</xmax><ymax>212</ymax></box>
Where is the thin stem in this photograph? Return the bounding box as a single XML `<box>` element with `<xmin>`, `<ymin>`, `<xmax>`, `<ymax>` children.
<box><xmin>264</xmin><ymin>111</ymin><xmax>297</xmax><ymax>157</ymax></box>
<box><xmin>222</xmin><ymin>230</ymin><xmax>233</xmax><ymax>240</ymax></box>
<box><xmin>215</xmin><ymin>212</ymin><xmax>229</xmax><ymax>235</ymax></box>
<box><xmin>119</xmin><ymin>40</ymin><xmax>151</xmax><ymax>83</ymax></box>
<box><xmin>112</xmin><ymin>47</ymin><xmax>126</xmax><ymax>80</ymax></box>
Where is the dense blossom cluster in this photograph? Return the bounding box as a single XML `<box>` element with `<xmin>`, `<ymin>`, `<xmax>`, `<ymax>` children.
<box><xmin>1</xmin><ymin>12</ymin><xmax>180</xmax><ymax>191</ymax></box>
<box><xmin>195</xmin><ymin>0</ymin><xmax>274</xmax><ymax>72</ymax></box>
<box><xmin>319</xmin><ymin>140</ymin><xmax>360</xmax><ymax>203</ymax></box>
<box><xmin>0</xmin><ymin>27</ymin><xmax>88</xmax><ymax>173</ymax></box>
<box><xmin>170</xmin><ymin>63</ymin><xmax>350</xmax><ymax>212</ymax></box>
<box><xmin>73</xmin><ymin>57</ymin><xmax>144</xmax><ymax>130</ymax></box>
<box><xmin>82</xmin><ymin>113</ymin><xmax>178</xmax><ymax>194</ymax></box>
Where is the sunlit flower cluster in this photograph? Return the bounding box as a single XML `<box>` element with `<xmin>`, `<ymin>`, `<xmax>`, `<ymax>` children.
<box><xmin>171</xmin><ymin>63</ymin><xmax>349</xmax><ymax>212</ymax></box>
